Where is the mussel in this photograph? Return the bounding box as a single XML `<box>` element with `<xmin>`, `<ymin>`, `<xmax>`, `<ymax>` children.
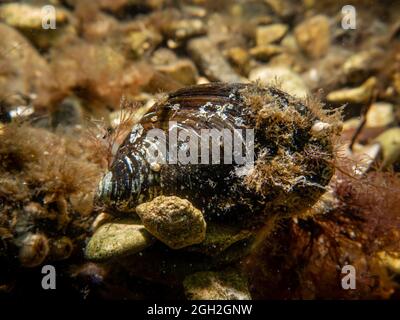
<box><xmin>96</xmin><ymin>83</ymin><xmax>339</xmax><ymax>228</ymax></box>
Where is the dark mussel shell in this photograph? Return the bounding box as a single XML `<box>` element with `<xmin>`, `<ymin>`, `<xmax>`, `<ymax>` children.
<box><xmin>96</xmin><ymin>83</ymin><xmax>337</xmax><ymax>228</ymax></box>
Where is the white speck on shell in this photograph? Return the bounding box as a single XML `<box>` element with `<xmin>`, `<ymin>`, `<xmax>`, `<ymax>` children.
<box><xmin>130</xmin><ymin>124</ymin><xmax>144</xmax><ymax>144</ymax></box>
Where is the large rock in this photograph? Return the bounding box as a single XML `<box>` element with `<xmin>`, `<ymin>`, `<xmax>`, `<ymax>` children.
<box><xmin>85</xmin><ymin>220</ymin><xmax>155</xmax><ymax>262</ymax></box>
<box><xmin>136</xmin><ymin>196</ymin><xmax>206</xmax><ymax>249</ymax></box>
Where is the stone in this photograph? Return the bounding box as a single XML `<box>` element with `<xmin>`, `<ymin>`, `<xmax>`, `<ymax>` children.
<box><xmin>0</xmin><ymin>3</ymin><xmax>75</xmax><ymax>49</ymax></box>
<box><xmin>280</xmin><ymin>34</ymin><xmax>299</xmax><ymax>52</ymax></box>
<box><xmin>50</xmin><ymin>43</ymin><xmax>129</xmax><ymax>108</ymax></box>
<box><xmin>183</xmin><ymin>269</ymin><xmax>251</xmax><ymax>300</ymax></box>
<box><xmin>182</xmin><ymin>5</ymin><xmax>207</xmax><ymax>18</ymax></box>
<box><xmin>186</xmin><ymin>222</ymin><xmax>253</xmax><ymax>256</ymax></box>
<box><xmin>155</xmin><ymin>59</ymin><xmax>198</xmax><ymax>85</ymax></box>
<box><xmin>0</xmin><ymin>23</ymin><xmax>53</xmax><ymax>107</ymax></box>
<box><xmin>265</xmin><ymin>0</ymin><xmax>296</xmax><ymax>18</ymax></box>
<box><xmin>225</xmin><ymin>47</ymin><xmax>251</xmax><ymax>72</ymax></box>
<box><xmin>127</xmin><ymin>29</ymin><xmax>162</xmax><ymax>58</ymax></box>
<box><xmin>162</xmin><ymin>19</ymin><xmax>206</xmax><ymax>42</ymax></box>
<box><xmin>249</xmin><ymin>66</ymin><xmax>309</xmax><ymax>98</ymax></box>
<box><xmin>82</xmin><ymin>13</ymin><xmax>119</xmax><ymax>41</ymax></box>
<box><xmin>342</xmin><ymin>49</ymin><xmax>383</xmax><ymax>84</ymax></box>
<box><xmin>85</xmin><ymin>220</ymin><xmax>155</xmax><ymax>261</ymax></box>
<box><xmin>365</xmin><ymin>102</ymin><xmax>394</xmax><ymax>128</ymax></box>
<box><xmin>229</xmin><ymin>1</ymin><xmax>271</xmax><ymax>20</ymax></box>
<box><xmin>91</xmin><ymin>212</ymin><xmax>113</xmax><ymax>232</ymax></box>
<box><xmin>135</xmin><ymin>196</ymin><xmax>206</xmax><ymax>249</ymax></box>
<box><xmin>256</xmin><ymin>23</ymin><xmax>288</xmax><ymax>46</ymax></box>
<box><xmin>249</xmin><ymin>45</ymin><xmax>283</xmax><ymax>61</ymax></box>
<box><xmin>187</xmin><ymin>37</ymin><xmax>243</xmax><ymax>83</ymax></box>
<box><xmin>268</xmin><ymin>53</ymin><xmax>298</xmax><ymax>69</ymax></box>
<box><xmin>374</xmin><ymin>128</ymin><xmax>400</xmax><ymax>169</ymax></box>
<box><xmin>326</xmin><ymin>77</ymin><xmax>377</xmax><ymax>104</ymax></box>
<box><xmin>350</xmin><ymin>143</ymin><xmax>381</xmax><ymax>175</ymax></box>
<box><xmin>394</xmin><ymin>72</ymin><xmax>400</xmax><ymax>96</ymax></box>
<box><xmin>294</xmin><ymin>15</ymin><xmax>330</xmax><ymax>59</ymax></box>
<box><xmin>151</xmin><ymin>48</ymin><xmax>178</xmax><ymax>66</ymax></box>
<box><xmin>0</xmin><ymin>3</ymin><xmax>69</xmax><ymax>30</ymax></box>
<box><xmin>377</xmin><ymin>251</ymin><xmax>400</xmax><ymax>274</ymax></box>
<box><xmin>66</xmin><ymin>0</ymin><xmax>164</xmax><ymax>12</ymax></box>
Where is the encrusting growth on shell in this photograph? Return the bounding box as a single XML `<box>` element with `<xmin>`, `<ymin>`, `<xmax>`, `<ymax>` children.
<box><xmin>239</xmin><ymin>83</ymin><xmax>341</xmax><ymax>219</ymax></box>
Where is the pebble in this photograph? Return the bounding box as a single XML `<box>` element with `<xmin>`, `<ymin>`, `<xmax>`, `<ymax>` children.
<box><xmin>85</xmin><ymin>220</ymin><xmax>155</xmax><ymax>262</ymax></box>
<box><xmin>91</xmin><ymin>212</ymin><xmax>113</xmax><ymax>232</ymax></box>
<box><xmin>249</xmin><ymin>45</ymin><xmax>283</xmax><ymax>61</ymax></box>
<box><xmin>377</xmin><ymin>251</ymin><xmax>400</xmax><ymax>274</ymax></box>
<box><xmin>155</xmin><ymin>59</ymin><xmax>198</xmax><ymax>85</ymax></box>
<box><xmin>127</xmin><ymin>29</ymin><xmax>162</xmax><ymax>58</ymax></box>
<box><xmin>224</xmin><ymin>47</ymin><xmax>251</xmax><ymax>73</ymax></box>
<box><xmin>374</xmin><ymin>128</ymin><xmax>400</xmax><ymax>168</ymax></box>
<box><xmin>135</xmin><ymin>196</ymin><xmax>206</xmax><ymax>249</ymax></box>
<box><xmin>151</xmin><ymin>48</ymin><xmax>178</xmax><ymax>66</ymax></box>
<box><xmin>0</xmin><ymin>3</ymin><xmax>69</xmax><ymax>30</ymax></box>
<box><xmin>365</xmin><ymin>102</ymin><xmax>394</xmax><ymax>128</ymax></box>
<box><xmin>186</xmin><ymin>222</ymin><xmax>253</xmax><ymax>256</ymax></box>
<box><xmin>342</xmin><ymin>49</ymin><xmax>383</xmax><ymax>84</ymax></box>
<box><xmin>187</xmin><ymin>37</ymin><xmax>243</xmax><ymax>83</ymax></box>
<box><xmin>0</xmin><ymin>3</ymin><xmax>75</xmax><ymax>49</ymax></box>
<box><xmin>162</xmin><ymin>19</ymin><xmax>206</xmax><ymax>42</ymax></box>
<box><xmin>256</xmin><ymin>23</ymin><xmax>288</xmax><ymax>46</ymax></box>
<box><xmin>326</xmin><ymin>77</ymin><xmax>377</xmax><ymax>104</ymax></box>
<box><xmin>294</xmin><ymin>15</ymin><xmax>330</xmax><ymax>59</ymax></box>
<box><xmin>0</xmin><ymin>23</ymin><xmax>53</xmax><ymax>107</ymax></box>
<box><xmin>183</xmin><ymin>269</ymin><xmax>251</xmax><ymax>300</ymax></box>
<box><xmin>393</xmin><ymin>72</ymin><xmax>400</xmax><ymax>96</ymax></box>
<box><xmin>265</xmin><ymin>0</ymin><xmax>296</xmax><ymax>18</ymax></box>
<box><xmin>350</xmin><ymin>143</ymin><xmax>381</xmax><ymax>175</ymax></box>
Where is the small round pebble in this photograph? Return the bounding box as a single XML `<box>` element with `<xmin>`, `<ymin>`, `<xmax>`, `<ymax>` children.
<box><xmin>136</xmin><ymin>196</ymin><xmax>206</xmax><ymax>249</ymax></box>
